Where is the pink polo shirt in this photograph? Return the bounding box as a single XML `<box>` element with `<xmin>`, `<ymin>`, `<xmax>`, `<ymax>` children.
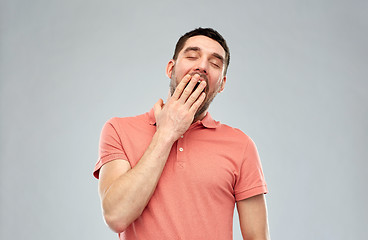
<box><xmin>94</xmin><ymin>109</ymin><xmax>268</xmax><ymax>240</ymax></box>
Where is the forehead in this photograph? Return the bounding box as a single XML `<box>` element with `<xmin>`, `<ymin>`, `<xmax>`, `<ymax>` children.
<box><xmin>180</xmin><ymin>35</ymin><xmax>226</xmax><ymax>58</ymax></box>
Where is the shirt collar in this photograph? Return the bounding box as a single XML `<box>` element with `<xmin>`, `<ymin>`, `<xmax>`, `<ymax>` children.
<box><xmin>148</xmin><ymin>108</ymin><xmax>220</xmax><ymax>129</ymax></box>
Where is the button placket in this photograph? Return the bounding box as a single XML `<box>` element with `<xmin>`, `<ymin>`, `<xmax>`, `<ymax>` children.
<box><xmin>176</xmin><ymin>133</ymin><xmax>185</xmax><ymax>169</ymax></box>
<box><xmin>177</xmin><ymin>135</ymin><xmax>184</xmax><ymax>154</ymax></box>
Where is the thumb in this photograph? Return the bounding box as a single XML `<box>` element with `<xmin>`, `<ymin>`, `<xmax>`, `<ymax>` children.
<box><xmin>166</xmin><ymin>90</ymin><xmax>171</xmax><ymax>102</ymax></box>
<box><xmin>153</xmin><ymin>98</ymin><xmax>164</xmax><ymax>115</ymax></box>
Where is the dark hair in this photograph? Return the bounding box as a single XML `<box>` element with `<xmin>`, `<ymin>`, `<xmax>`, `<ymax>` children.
<box><xmin>172</xmin><ymin>27</ymin><xmax>230</xmax><ymax>75</ymax></box>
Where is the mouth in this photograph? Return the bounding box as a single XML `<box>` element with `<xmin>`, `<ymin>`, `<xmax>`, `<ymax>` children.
<box><xmin>188</xmin><ymin>72</ymin><xmax>208</xmax><ymax>94</ymax></box>
<box><xmin>189</xmin><ymin>72</ymin><xmax>208</xmax><ymax>82</ymax></box>
<box><xmin>193</xmin><ymin>80</ymin><xmax>201</xmax><ymax>92</ymax></box>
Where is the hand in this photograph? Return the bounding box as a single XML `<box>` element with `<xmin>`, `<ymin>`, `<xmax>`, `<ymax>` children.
<box><xmin>153</xmin><ymin>74</ymin><xmax>206</xmax><ymax>142</ymax></box>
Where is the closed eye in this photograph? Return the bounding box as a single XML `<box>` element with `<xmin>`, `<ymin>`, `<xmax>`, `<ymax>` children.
<box><xmin>210</xmin><ymin>61</ymin><xmax>221</xmax><ymax>68</ymax></box>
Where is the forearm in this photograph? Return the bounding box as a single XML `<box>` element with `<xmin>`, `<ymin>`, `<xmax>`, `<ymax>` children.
<box><xmin>243</xmin><ymin>236</ymin><xmax>270</xmax><ymax>240</ymax></box>
<box><xmin>238</xmin><ymin>194</ymin><xmax>270</xmax><ymax>240</ymax></box>
<box><xmin>99</xmin><ymin>74</ymin><xmax>206</xmax><ymax>232</ymax></box>
<box><xmin>242</xmin><ymin>231</ymin><xmax>270</xmax><ymax>240</ymax></box>
<box><xmin>101</xmin><ymin>130</ymin><xmax>175</xmax><ymax>232</ymax></box>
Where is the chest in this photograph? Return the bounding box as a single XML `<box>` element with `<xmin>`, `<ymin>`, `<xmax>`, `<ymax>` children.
<box><xmin>161</xmin><ymin>131</ymin><xmax>244</xmax><ymax>202</ymax></box>
<box><xmin>123</xmin><ymin>126</ymin><xmax>245</xmax><ymax>200</ymax></box>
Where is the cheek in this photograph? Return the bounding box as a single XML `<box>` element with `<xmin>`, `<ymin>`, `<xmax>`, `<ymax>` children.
<box><xmin>172</xmin><ymin>65</ymin><xmax>185</xmax><ymax>79</ymax></box>
<box><xmin>208</xmin><ymin>74</ymin><xmax>223</xmax><ymax>88</ymax></box>
<box><xmin>176</xmin><ymin>59</ymin><xmax>195</xmax><ymax>73</ymax></box>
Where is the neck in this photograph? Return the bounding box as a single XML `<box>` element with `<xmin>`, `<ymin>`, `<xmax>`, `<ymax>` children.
<box><xmin>193</xmin><ymin>109</ymin><xmax>208</xmax><ymax>123</ymax></box>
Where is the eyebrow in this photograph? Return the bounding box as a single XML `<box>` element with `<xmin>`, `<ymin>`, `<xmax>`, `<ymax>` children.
<box><xmin>183</xmin><ymin>46</ymin><xmax>224</xmax><ymax>63</ymax></box>
<box><xmin>212</xmin><ymin>53</ymin><xmax>224</xmax><ymax>64</ymax></box>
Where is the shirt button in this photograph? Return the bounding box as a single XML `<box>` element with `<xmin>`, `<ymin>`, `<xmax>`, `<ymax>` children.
<box><xmin>179</xmin><ymin>147</ymin><xmax>184</xmax><ymax>152</ymax></box>
<box><xmin>181</xmin><ymin>135</ymin><xmax>184</xmax><ymax>138</ymax></box>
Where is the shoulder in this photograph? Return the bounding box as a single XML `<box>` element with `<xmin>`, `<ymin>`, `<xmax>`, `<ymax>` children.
<box><xmin>101</xmin><ymin>112</ymin><xmax>156</xmax><ymax>143</ymax></box>
<box><xmin>104</xmin><ymin>112</ymin><xmax>151</xmax><ymax>129</ymax></box>
<box><xmin>216</xmin><ymin>122</ymin><xmax>252</xmax><ymax>144</ymax></box>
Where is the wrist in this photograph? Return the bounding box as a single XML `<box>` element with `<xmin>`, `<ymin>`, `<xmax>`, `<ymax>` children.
<box><xmin>154</xmin><ymin>128</ymin><xmax>178</xmax><ymax>145</ymax></box>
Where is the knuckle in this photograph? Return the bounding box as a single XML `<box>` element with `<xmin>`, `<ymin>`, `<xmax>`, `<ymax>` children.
<box><xmin>183</xmin><ymin>89</ymin><xmax>191</xmax><ymax>95</ymax></box>
<box><xmin>188</xmin><ymin>94</ymin><xmax>197</xmax><ymax>102</ymax></box>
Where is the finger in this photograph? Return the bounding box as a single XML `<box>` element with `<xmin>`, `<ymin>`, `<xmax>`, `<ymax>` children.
<box><xmin>153</xmin><ymin>98</ymin><xmax>163</xmax><ymax>116</ymax></box>
<box><xmin>166</xmin><ymin>90</ymin><xmax>171</xmax><ymax>102</ymax></box>
<box><xmin>179</xmin><ymin>74</ymin><xmax>201</xmax><ymax>103</ymax></box>
<box><xmin>171</xmin><ymin>74</ymin><xmax>192</xmax><ymax>100</ymax></box>
<box><xmin>185</xmin><ymin>80</ymin><xmax>206</xmax><ymax>107</ymax></box>
<box><xmin>189</xmin><ymin>92</ymin><xmax>206</xmax><ymax>114</ymax></box>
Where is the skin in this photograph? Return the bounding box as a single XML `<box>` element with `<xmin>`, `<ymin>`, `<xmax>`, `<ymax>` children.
<box><xmin>167</xmin><ymin>35</ymin><xmax>227</xmax><ymax>122</ymax></box>
<box><xmin>237</xmin><ymin>194</ymin><xmax>270</xmax><ymax>240</ymax></box>
<box><xmin>98</xmin><ymin>35</ymin><xmax>270</xmax><ymax>239</ymax></box>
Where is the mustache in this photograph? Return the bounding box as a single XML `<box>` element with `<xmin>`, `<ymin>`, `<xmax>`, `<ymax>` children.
<box><xmin>189</xmin><ymin>72</ymin><xmax>208</xmax><ymax>82</ymax></box>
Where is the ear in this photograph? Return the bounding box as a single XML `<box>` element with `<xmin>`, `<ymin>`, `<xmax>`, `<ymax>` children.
<box><xmin>166</xmin><ymin>59</ymin><xmax>175</xmax><ymax>78</ymax></box>
<box><xmin>218</xmin><ymin>76</ymin><xmax>227</xmax><ymax>93</ymax></box>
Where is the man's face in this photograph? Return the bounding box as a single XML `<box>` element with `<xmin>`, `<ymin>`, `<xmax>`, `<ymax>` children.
<box><xmin>166</xmin><ymin>35</ymin><xmax>227</xmax><ymax>119</ymax></box>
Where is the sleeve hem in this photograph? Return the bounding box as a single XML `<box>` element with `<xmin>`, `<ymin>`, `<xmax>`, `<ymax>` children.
<box><xmin>93</xmin><ymin>154</ymin><xmax>129</xmax><ymax>179</ymax></box>
<box><xmin>235</xmin><ymin>185</ymin><xmax>268</xmax><ymax>201</ymax></box>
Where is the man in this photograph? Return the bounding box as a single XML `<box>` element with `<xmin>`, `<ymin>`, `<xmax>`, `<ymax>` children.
<box><xmin>93</xmin><ymin>28</ymin><xmax>270</xmax><ymax>240</ymax></box>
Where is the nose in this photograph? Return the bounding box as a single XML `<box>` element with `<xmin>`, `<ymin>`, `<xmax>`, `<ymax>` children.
<box><xmin>194</xmin><ymin>58</ymin><xmax>208</xmax><ymax>74</ymax></box>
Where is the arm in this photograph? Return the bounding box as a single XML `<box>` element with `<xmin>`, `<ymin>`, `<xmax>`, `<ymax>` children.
<box><xmin>98</xmin><ymin>74</ymin><xmax>206</xmax><ymax>233</ymax></box>
<box><xmin>98</xmin><ymin>132</ymin><xmax>175</xmax><ymax>233</ymax></box>
<box><xmin>237</xmin><ymin>194</ymin><xmax>270</xmax><ymax>240</ymax></box>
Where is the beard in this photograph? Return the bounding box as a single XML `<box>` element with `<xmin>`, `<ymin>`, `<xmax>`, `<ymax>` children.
<box><xmin>169</xmin><ymin>69</ymin><xmax>220</xmax><ymax>120</ymax></box>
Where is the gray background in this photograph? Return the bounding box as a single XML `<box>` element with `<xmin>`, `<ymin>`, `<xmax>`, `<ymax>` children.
<box><xmin>1</xmin><ymin>0</ymin><xmax>367</xmax><ymax>239</ymax></box>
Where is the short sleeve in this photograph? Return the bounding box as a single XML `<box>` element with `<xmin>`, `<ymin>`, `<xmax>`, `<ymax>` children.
<box><xmin>234</xmin><ymin>137</ymin><xmax>268</xmax><ymax>201</ymax></box>
<box><xmin>93</xmin><ymin>118</ymin><xmax>129</xmax><ymax>179</ymax></box>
